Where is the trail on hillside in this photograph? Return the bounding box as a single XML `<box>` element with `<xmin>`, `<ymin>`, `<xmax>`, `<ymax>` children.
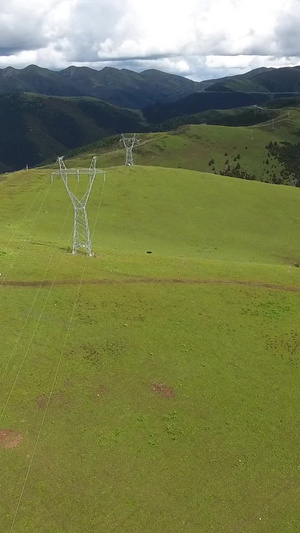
<box><xmin>1</xmin><ymin>277</ymin><xmax>300</xmax><ymax>294</ymax></box>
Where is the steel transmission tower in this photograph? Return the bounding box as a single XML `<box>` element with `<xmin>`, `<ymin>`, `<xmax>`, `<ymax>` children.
<box><xmin>51</xmin><ymin>156</ymin><xmax>105</xmax><ymax>256</ymax></box>
<box><xmin>120</xmin><ymin>134</ymin><xmax>139</xmax><ymax>165</ymax></box>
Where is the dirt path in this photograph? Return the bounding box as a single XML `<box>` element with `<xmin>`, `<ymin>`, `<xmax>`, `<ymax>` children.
<box><xmin>1</xmin><ymin>277</ymin><xmax>300</xmax><ymax>294</ymax></box>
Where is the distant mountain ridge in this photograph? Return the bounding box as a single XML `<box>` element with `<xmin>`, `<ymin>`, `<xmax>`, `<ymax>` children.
<box><xmin>0</xmin><ymin>65</ymin><xmax>203</xmax><ymax>109</ymax></box>
<box><xmin>207</xmin><ymin>66</ymin><xmax>300</xmax><ymax>93</ymax></box>
<box><xmin>197</xmin><ymin>67</ymin><xmax>275</xmax><ymax>91</ymax></box>
<box><xmin>0</xmin><ymin>64</ymin><xmax>299</xmax><ymax>111</ymax></box>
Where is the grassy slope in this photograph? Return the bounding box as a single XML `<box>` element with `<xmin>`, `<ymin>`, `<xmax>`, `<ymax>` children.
<box><xmin>1</xmin><ymin>165</ymin><xmax>300</xmax><ymax>532</ymax></box>
<box><xmin>64</xmin><ymin>107</ymin><xmax>300</xmax><ymax>183</ymax></box>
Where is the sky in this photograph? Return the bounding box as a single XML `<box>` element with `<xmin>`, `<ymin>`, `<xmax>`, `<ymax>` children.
<box><xmin>0</xmin><ymin>0</ymin><xmax>299</xmax><ymax>81</ymax></box>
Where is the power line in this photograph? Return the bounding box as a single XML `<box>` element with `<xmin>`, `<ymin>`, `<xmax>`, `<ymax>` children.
<box><xmin>9</xmin><ymin>176</ymin><xmax>106</xmax><ymax>533</ymax></box>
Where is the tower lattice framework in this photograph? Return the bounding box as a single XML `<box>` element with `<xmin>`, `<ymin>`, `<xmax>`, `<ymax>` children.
<box><xmin>120</xmin><ymin>134</ymin><xmax>139</xmax><ymax>166</ymax></box>
<box><xmin>51</xmin><ymin>156</ymin><xmax>105</xmax><ymax>256</ymax></box>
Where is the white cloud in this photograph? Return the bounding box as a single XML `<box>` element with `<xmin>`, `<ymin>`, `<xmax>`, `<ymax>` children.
<box><xmin>0</xmin><ymin>0</ymin><xmax>299</xmax><ymax>79</ymax></box>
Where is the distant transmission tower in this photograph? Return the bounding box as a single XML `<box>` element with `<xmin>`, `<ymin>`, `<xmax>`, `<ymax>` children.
<box><xmin>120</xmin><ymin>134</ymin><xmax>139</xmax><ymax>165</ymax></box>
<box><xmin>51</xmin><ymin>156</ymin><xmax>105</xmax><ymax>256</ymax></box>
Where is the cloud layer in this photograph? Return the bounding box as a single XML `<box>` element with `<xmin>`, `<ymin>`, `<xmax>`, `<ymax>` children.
<box><xmin>0</xmin><ymin>0</ymin><xmax>299</xmax><ymax>80</ymax></box>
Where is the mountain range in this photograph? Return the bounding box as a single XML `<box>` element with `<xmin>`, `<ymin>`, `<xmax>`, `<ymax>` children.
<box><xmin>0</xmin><ymin>64</ymin><xmax>201</xmax><ymax>109</ymax></box>
<box><xmin>1</xmin><ymin>65</ymin><xmax>300</xmax><ymax>109</ymax></box>
<box><xmin>1</xmin><ymin>64</ymin><xmax>300</xmax><ymax>172</ymax></box>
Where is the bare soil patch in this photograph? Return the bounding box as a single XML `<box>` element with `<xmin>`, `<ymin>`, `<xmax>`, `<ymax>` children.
<box><xmin>151</xmin><ymin>383</ymin><xmax>175</xmax><ymax>398</ymax></box>
<box><xmin>0</xmin><ymin>429</ymin><xmax>23</xmax><ymax>449</ymax></box>
<box><xmin>97</xmin><ymin>386</ymin><xmax>107</xmax><ymax>396</ymax></box>
<box><xmin>2</xmin><ymin>277</ymin><xmax>300</xmax><ymax>295</ymax></box>
<box><xmin>36</xmin><ymin>392</ymin><xmax>66</xmax><ymax>410</ymax></box>
<box><xmin>36</xmin><ymin>394</ymin><xmax>48</xmax><ymax>410</ymax></box>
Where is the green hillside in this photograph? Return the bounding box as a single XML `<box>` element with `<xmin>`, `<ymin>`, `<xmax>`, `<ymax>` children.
<box><xmin>4</xmin><ymin>164</ymin><xmax>300</xmax><ymax>266</ymax></box>
<box><xmin>159</xmin><ymin>106</ymin><xmax>278</xmax><ymax>130</ymax></box>
<box><xmin>1</xmin><ymin>164</ymin><xmax>300</xmax><ymax>532</ymax></box>
<box><xmin>2</xmin><ymin>78</ymin><xmax>300</xmax><ymax>175</ymax></box>
<box><xmin>143</xmin><ymin>93</ymin><xmax>273</xmax><ymax>124</ymax></box>
<box><xmin>0</xmin><ymin>92</ymin><xmax>145</xmax><ymax>172</ymax></box>
<box><xmin>63</xmin><ymin>108</ymin><xmax>300</xmax><ymax>185</ymax></box>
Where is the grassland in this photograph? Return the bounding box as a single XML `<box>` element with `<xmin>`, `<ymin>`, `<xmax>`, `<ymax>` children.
<box><xmin>1</xmin><ymin>164</ymin><xmax>300</xmax><ymax>532</ymax></box>
<box><xmin>63</xmin><ymin>107</ymin><xmax>300</xmax><ymax>184</ymax></box>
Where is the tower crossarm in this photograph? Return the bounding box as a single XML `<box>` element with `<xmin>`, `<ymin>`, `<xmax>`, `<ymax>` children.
<box><xmin>120</xmin><ymin>133</ymin><xmax>138</xmax><ymax>149</ymax></box>
<box><xmin>51</xmin><ymin>157</ymin><xmax>105</xmax><ymax>206</ymax></box>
